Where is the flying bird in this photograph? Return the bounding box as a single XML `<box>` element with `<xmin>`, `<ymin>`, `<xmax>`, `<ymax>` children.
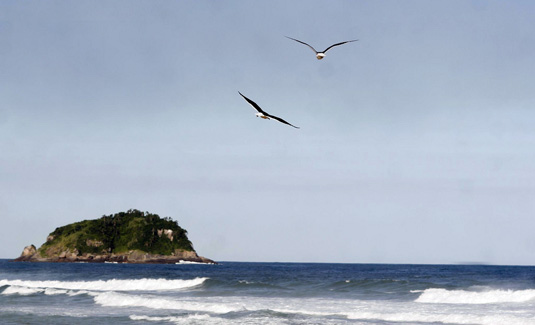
<box><xmin>285</xmin><ymin>36</ymin><xmax>358</xmax><ymax>60</ymax></box>
<box><xmin>238</xmin><ymin>92</ymin><xmax>299</xmax><ymax>129</ymax></box>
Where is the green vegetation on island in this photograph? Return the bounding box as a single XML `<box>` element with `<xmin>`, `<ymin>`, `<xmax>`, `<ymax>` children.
<box><xmin>40</xmin><ymin>209</ymin><xmax>193</xmax><ymax>256</ymax></box>
<box><xmin>15</xmin><ymin>209</ymin><xmax>215</xmax><ymax>264</ymax></box>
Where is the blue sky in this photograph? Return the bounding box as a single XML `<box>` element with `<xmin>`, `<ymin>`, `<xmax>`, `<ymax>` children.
<box><xmin>1</xmin><ymin>1</ymin><xmax>535</xmax><ymax>265</ymax></box>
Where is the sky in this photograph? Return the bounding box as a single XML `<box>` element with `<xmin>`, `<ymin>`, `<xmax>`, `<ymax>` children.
<box><xmin>1</xmin><ymin>1</ymin><xmax>535</xmax><ymax>265</ymax></box>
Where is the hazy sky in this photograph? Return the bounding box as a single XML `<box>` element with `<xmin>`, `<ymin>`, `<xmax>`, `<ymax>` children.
<box><xmin>1</xmin><ymin>1</ymin><xmax>535</xmax><ymax>265</ymax></box>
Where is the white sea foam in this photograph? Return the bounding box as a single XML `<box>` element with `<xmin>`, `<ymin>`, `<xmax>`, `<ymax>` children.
<box><xmin>1</xmin><ymin>285</ymin><xmax>42</xmax><ymax>296</ymax></box>
<box><xmin>1</xmin><ymin>286</ymin><xmax>75</xmax><ymax>296</ymax></box>
<box><xmin>93</xmin><ymin>291</ymin><xmax>243</xmax><ymax>314</ymax></box>
<box><xmin>101</xmin><ymin>294</ymin><xmax>344</xmax><ymax>319</ymax></box>
<box><xmin>114</xmin><ymin>295</ymin><xmax>535</xmax><ymax>325</ymax></box>
<box><xmin>43</xmin><ymin>288</ymin><xmax>69</xmax><ymax>295</ymax></box>
<box><xmin>176</xmin><ymin>260</ymin><xmax>215</xmax><ymax>265</ymax></box>
<box><xmin>416</xmin><ymin>288</ymin><xmax>535</xmax><ymax>304</ymax></box>
<box><xmin>4</xmin><ymin>283</ymin><xmax>533</xmax><ymax>325</ymax></box>
<box><xmin>236</xmin><ymin>296</ymin><xmax>535</xmax><ymax>325</ymax></box>
<box><xmin>130</xmin><ymin>314</ymin><xmax>212</xmax><ymax>323</ymax></box>
<box><xmin>346</xmin><ymin>310</ymin><xmax>533</xmax><ymax>325</ymax></box>
<box><xmin>0</xmin><ymin>277</ymin><xmax>207</xmax><ymax>293</ymax></box>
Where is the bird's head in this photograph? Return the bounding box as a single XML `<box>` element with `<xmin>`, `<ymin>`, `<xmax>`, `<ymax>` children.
<box><xmin>316</xmin><ymin>53</ymin><xmax>325</xmax><ymax>60</ymax></box>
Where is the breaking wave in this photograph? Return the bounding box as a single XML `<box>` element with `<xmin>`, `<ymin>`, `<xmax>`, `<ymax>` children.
<box><xmin>94</xmin><ymin>291</ymin><xmax>244</xmax><ymax>314</ymax></box>
<box><xmin>0</xmin><ymin>277</ymin><xmax>208</xmax><ymax>293</ymax></box>
<box><xmin>415</xmin><ymin>287</ymin><xmax>535</xmax><ymax>304</ymax></box>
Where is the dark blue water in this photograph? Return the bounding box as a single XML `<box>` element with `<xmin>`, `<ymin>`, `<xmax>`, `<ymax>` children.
<box><xmin>1</xmin><ymin>260</ymin><xmax>534</xmax><ymax>324</ymax></box>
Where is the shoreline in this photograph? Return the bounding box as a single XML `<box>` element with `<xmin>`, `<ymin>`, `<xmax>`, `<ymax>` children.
<box><xmin>13</xmin><ymin>246</ymin><xmax>216</xmax><ymax>264</ymax></box>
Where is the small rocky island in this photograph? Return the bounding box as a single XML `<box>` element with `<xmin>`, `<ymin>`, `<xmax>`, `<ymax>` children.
<box><xmin>14</xmin><ymin>209</ymin><xmax>215</xmax><ymax>264</ymax></box>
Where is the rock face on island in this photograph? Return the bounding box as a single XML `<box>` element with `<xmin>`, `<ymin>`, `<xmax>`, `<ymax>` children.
<box><xmin>14</xmin><ymin>209</ymin><xmax>215</xmax><ymax>264</ymax></box>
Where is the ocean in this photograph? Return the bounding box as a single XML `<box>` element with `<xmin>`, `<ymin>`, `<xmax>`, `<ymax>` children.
<box><xmin>0</xmin><ymin>260</ymin><xmax>534</xmax><ymax>324</ymax></box>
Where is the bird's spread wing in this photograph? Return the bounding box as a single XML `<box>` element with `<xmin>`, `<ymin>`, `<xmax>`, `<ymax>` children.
<box><xmin>323</xmin><ymin>40</ymin><xmax>358</xmax><ymax>53</ymax></box>
<box><xmin>266</xmin><ymin>113</ymin><xmax>300</xmax><ymax>129</ymax></box>
<box><xmin>285</xmin><ymin>36</ymin><xmax>318</xmax><ymax>54</ymax></box>
<box><xmin>239</xmin><ymin>91</ymin><xmax>266</xmax><ymax>114</ymax></box>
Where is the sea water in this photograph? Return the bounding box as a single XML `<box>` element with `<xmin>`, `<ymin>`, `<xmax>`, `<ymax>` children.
<box><xmin>1</xmin><ymin>260</ymin><xmax>534</xmax><ymax>324</ymax></box>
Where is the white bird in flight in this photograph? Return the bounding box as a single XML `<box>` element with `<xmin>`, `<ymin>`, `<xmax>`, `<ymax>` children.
<box><xmin>285</xmin><ymin>36</ymin><xmax>358</xmax><ymax>60</ymax></box>
<box><xmin>238</xmin><ymin>92</ymin><xmax>299</xmax><ymax>129</ymax></box>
